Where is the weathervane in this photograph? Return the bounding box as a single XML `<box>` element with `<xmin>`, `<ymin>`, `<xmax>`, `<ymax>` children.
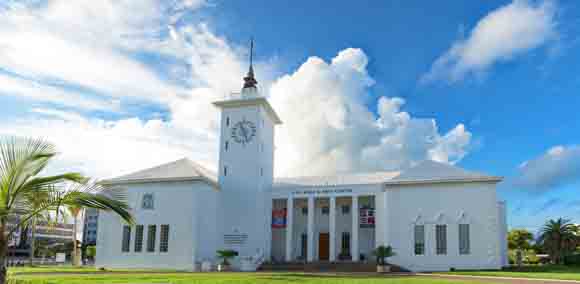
<box><xmin>242</xmin><ymin>38</ymin><xmax>257</xmax><ymax>89</ymax></box>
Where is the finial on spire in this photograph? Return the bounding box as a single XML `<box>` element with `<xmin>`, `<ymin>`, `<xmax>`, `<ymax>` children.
<box><xmin>243</xmin><ymin>37</ymin><xmax>257</xmax><ymax>89</ymax></box>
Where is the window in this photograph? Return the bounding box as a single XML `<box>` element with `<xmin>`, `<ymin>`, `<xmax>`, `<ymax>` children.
<box><xmin>300</xmin><ymin>233</ymin><xmax>307</xmax><ymax>258</ymax></box>
<box><xmin>260</xmin><ymin>167</ymin><xmax>263</xmax><ymax>176</ymax></box>
<box><xmin>436</xmin><ymin>225</ymin><xmax>447</xmax><ymax>255</ymax></box>
<box><xmin>301</xmin><ymin>207</ymin><xmax>308</xmax><ymax>215</ymax></box>
<box><xmin>147</xmin><ymin>225</ymin><xmax>156</xmax><ymax>252</ymax></box>
<box><xmin>224</xmin><ymin>166</ymin><xmax>227</xmax><ymax>176</ymax></box>
<box><xmin>341</xmin><ymin>232</ymin><xmax>351</xmax><ymax>255</ymax></box>
<box><xmin>459</xmin><ymin>224</ymin><xmax>470</xmax><ymax>255</ymax></box>
<box><xmin>225</xmin><ymin>141</ymin><xmax>229</xmax><ymax>151</ymax></box>
<box><xmin>321</xmin><ymin>206</ymin><xmax>329</xmax><ymax>215</ymax></box>
<box><xmin>226</xmin><ymin>117</ymin><xmax>230</xmax><ymax>126</ymax></box>
<box><xmin>160</xmin><ymin>224</ymin><xmax>169</xmax><ymax>253</ymax></box>
<box><xmin>414</xmin><ymin>225</ymin><xmax>425</xmax><ymax>255</ymax></box>
<box><xmin>142</xmin><ymin>194</ymin><xmax>154</xmax><ymax>210</ymax></box>
<box><xmin>121</xmin><ymin>226</ymin><xmax>131</xmax><ymax>252</ymax></box>
<box><xmin>341</xmin><ymin>205</ymin><xmax>350</xmax><ymax>214</ymax></box>
<box><xmin>134</xmin><ymin>225</ymin><xmax>144</xmax><ymax>252</ymax></box>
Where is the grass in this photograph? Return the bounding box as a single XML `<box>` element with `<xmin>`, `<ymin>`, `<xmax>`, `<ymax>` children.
<box><xmin>441</xmin><ymin>264</ymin><xmax>580</xmax><ymax>281</ymax></box>
<box><xmin>7</xmin><ymin>266</ymin><xmax>498</xmax><ymax>284</ymax></box>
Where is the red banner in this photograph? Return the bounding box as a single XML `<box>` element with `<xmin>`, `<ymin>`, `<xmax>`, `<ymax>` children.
<box><xmin>272</xmin><ymin>209</ymin><xmax>287</xmax><ymax>228</ymax></box>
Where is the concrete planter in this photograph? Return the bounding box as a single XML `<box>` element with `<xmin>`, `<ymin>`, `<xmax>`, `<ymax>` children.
<box><xmin>376</xmin><ymin>265</ymin><xmax>391</xmax><ymax>273</ymax></box>
<box><xmin>218</xmin><ymin>264</ymin><xmax>231</xmax><ymax>272</ymax></box>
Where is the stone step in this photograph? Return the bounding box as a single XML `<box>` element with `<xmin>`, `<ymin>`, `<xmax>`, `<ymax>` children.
<box><xmin>258</xmin><ymin>262</ymin><xmax>409</xmax><ymax>273</ymax></box>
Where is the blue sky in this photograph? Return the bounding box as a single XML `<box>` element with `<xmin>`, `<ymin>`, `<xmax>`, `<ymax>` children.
<box><xmin>0</xmin><ymin>0</ymin><xmax>579</xmax><ymax>232</ymax></box>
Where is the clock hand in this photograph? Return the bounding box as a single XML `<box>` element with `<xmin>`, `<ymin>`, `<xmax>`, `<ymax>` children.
<box><xmin>240</xmin><ymin>125</ymin><xmax>249</xmax><ymax>141</ymax></box>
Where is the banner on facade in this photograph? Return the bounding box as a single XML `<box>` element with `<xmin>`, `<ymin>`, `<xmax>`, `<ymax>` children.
<box><xmin>360</xmin><ymin>208</ymin><xmax>375</xmax><ymax>228</ymax></box>
<box><xmin>272</xmin><ymin>209</ymin><xmax>287</xmax><ymax>228</ymax></box>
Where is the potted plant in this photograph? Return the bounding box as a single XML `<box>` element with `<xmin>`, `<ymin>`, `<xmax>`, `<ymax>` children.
<box><xmin>216</xmin><ymin>249</ymin><xmax>238</xmax><ymax>271</ymax></box>
<box><xmin>373</xmin><ymin>245</ymin><xmax>395</xmax><ymax>273</ymax></box>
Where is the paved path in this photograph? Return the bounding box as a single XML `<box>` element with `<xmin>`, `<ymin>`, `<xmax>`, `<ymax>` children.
<box><xmin>419</xmin><ymin>273</ymin><xmax>580</xmax><ymax>284</ymax></box>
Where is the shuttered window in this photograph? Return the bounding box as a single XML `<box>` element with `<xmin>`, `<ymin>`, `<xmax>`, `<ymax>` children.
<box><xmin>160</xmin><ymin>224</ymin><xmax>170</xmax><ymax>253</ymax></box>
<box><xmin>436</xmin><ymin>225</ymin><xmax>447</xmax><ymax>255</ymax></box>
<box><xmin>147</xmin><ymin>225</ymin><xmax>156</xmax><ymax>252</ymax></box>
<box><xmin>121</xmin><ymin>226</ymin><xmax>131</xmax><ymax>252</ymax></box>
<box><xmin>134</xmin><ymin>225</ymin><xmax>144</xmax><ymax>252</ymax></box>
<box><xmin>414</xmin><ymin>225</ymin><xmax>425</xmax><ymax>255</ymax></box>
<box><xmin>459</xmin><ymin>224</ymin><xmax>470</xmax><ymax>255</ymax></box>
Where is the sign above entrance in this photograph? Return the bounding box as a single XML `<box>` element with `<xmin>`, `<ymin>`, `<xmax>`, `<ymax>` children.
<box><xmin>291</xmin><ymin>188</ymin><xmax>353</xmax><ymax>196</ymax></box>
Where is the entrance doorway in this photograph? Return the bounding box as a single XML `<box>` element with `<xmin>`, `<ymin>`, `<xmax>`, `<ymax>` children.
<box><xmin>318</xmin><ymin>233</ymin><xmax>329</xmax><ymax>261</ymax></box>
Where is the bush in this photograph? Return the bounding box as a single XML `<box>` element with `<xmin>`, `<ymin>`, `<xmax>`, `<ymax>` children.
<box><xmin>564</xmin><ymin>254</ymin><xmax>580</xmax><ymax>265</ymax></box>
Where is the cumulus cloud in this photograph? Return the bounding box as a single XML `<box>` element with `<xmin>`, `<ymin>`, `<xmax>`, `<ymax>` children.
<box><xmin>0</xmin><ymin>2</ymin><xmax>473</xmax><ymax>179</ymax></box>
<box><xmin>514</xmin><ymin>145</ymin><xmax>580</xmax><ymax>190</ymax></box>
<box><xmin>422</xmin><ymin>0</ymin><xmax>558</xmax><ymax>83</ymax></box>
<box><xmin>270</xmin><ymin>48</ymin><xmax>471</xmax><ymax>176</ymax></box>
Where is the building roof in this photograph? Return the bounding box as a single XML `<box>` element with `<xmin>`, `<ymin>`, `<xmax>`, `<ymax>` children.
<box><xmin>102</xmin><ymin>158</ymin><xmax>501</xmax><ymax>189</ymax></box>
<box><xmin>386</xmin><ymin>160</ymin><xmax>502</xmax><ymax>185</ymax></box>
<box><xmin>273</xmin><ymin>160</ymin><xmax>501</xmax><ymax>188</ymax></box>
<box><xmin>101</xmin><ymin>158</ymin><xmax>218</xmax><ymax>188</ymax></box>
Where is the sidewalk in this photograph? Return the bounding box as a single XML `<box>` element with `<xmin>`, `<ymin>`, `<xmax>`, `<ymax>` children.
<box><xmin>418</xmin><ymin>273</ymin><xmax>580</xmax><ymax>284</ymax></box>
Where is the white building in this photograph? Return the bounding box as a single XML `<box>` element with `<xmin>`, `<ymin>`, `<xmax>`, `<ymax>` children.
<box><xmin>97</xmin><ymin>62</ymin><xmax>508</xmax><ymax>272</ymax></box>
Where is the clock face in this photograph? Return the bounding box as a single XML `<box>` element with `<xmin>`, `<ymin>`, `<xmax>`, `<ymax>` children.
<box><xmin>231</xmin><ymin>119</ymin><xmax>256</xmax><ymax>145</ymax></box>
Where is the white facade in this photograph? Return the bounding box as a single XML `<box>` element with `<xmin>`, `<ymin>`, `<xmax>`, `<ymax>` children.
<box><xmin>96</xmin><ymin>72</ymin><xmax>508</xmax><ymax>272</ymax></box>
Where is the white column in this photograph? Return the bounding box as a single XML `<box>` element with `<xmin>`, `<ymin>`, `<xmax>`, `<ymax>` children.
<box><xmin>307</xmin><ymin>196</ymin><xmax>315</xmax><ymax>262</ymax></box>
<box><xmin>285</xmin><ymin>197</ymin><xmax>293</xmax><ymax>262</ymax></box>
<box><xmin>351</xmin><ymin>195</ymin><xmax>359</xmax><ymax>262</ymax></box>
<box><xmin>329</xmin><ymin>196</ymin><xmax>337</xmax><ymax>262</ymax></box>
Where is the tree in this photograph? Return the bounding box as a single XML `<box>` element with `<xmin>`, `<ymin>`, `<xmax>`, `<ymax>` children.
<box><xmin>508</xmin><ymin>229</ymin><xmax>534</xmax><ymax>250</ymax></box>
<box><xmin>25</xmin><ymin>189</ymin><xmax>51</xmax><ymax>266</ymax></box>
<box><xmin>67</xmin><ymin>205</ymin><xmax>83</xmax><ymax>266</ymax></box>
<box><xmin>216</xmin><ymin>250</ymin><xmax>238</xmax><ymax>266</ymax></box>
<box><xmin>373</xmin><ymin>245</ymin><xmax>396</xmax><ymax>265</ymax></box>
<box><xmin>508</xmin><ymin>229</ymin><xmax>534</xmax><ymax>267</ymax></box>
<box><xmin>538</xmin><ymin>218</ymin><xmax>578</xmax><ymax>264</ymax></box>
<box><xmin>85</xmin><ymin>245</ymin><xmax>96</xmax><ymax>261</ymax></box>
<box><xmin>0</xmin><ymin>137</ymin><xmax>134</xmax><ymax>284</ymax></box>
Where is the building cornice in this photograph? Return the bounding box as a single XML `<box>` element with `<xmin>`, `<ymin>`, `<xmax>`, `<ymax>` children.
<box><xmin>100</xmin><ymin>176</ymin><xmax>220</xmax><ymax>190</ymax></box>
<box><xmin>383</xmin><ymin>176</ymin><xmax>503</xmax><ymax>187</ymax></box>
<box><xmin>213</xmin><ymin>97</ymin><xmax>282</xmax><ymax>124</ymax></box>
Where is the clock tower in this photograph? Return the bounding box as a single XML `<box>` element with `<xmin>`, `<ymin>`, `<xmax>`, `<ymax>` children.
<box><xmin>212</xmin><ymin>41</ymin><xmax>281</xmax><ymax>262</ymax></box>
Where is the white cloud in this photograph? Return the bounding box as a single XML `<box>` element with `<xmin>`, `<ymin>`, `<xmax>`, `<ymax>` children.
<box><xmin>0</xmin><ymin>74</ymin><xmax>118</xmax><ymax>111</ymax></box>
<box><xmin>1</xmin><ymin>110</ymin><xmax>216</xmax><ymax>179</ymax></box>
<box><xmin>0</xmin><ymin>0</ymin><xmax>203</xmax><ymax>107</ymax></box>
<box><xmin>270</xmin><ymin>48</ymin><xmax>471</xmax><ymax>176</ymax></box>
<box><xmin>422</xmin><ymin>0</ymin><xmax>558</xmax><ymax>83</ymax></box>
<box><xmin>0</xmin><ymin>2</ymin><xmax>473</xmax><ymax>179</ymax></box>
<box><xmin>515</xmin><ymin>145</ymin><xmax>580</xmax><ymax>190</ymax></box>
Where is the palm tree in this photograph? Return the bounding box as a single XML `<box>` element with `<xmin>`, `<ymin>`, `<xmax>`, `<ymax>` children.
<box><xmin>25</xmin><ymin>190</ymin><xmax>51</xmax><ymax>266</ymax></box>
<box><xmin>68</xmin><ymin>205</ymin><xmax>83</xmax><ymax>266</ymax></box>
<box><xmin>538</xmin><ymin>218</ymin><xmax>577</xmax><ymax>264</ymax></box>
<box><xmin>0</xmin><ymin>137</ymin><xmax>134</xmax><ymax>284</ymax></box>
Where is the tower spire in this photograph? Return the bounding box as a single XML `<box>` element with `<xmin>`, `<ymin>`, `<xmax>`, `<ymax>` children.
<box><xmin>242</xmin><ymin>38</ymin><xmax>257</xmax><ymax>90</ymax></box>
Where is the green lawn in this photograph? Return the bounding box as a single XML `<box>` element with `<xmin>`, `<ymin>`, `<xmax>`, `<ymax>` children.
<box><xmin>8</xmin><ymin>267</ymin><xmax>496</xmax><ymax>284</ymax></box>
<box><xmin>441</xmin><ymin>265</ymin><xmax>580</xmax><ymax>281</ymax></box>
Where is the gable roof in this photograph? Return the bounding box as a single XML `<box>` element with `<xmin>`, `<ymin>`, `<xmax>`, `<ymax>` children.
<box><xmin>101</xmin><ymin>158</ymin><xmax>219</xmax><ymax>189</ymax></box>
<box><xmin>386</xmin><ymin>160</ymin><xmax>502</xmax><ymax>185</ymax></box>
<box><xmin>273</xmin><ymin>160</ymin><xmax>501</xmax><ymax>188</ymax></box>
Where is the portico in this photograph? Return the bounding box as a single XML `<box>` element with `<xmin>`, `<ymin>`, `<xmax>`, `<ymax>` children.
<box><xmin>271</xmin><ymin>190</ymin><xmax>378</xmax><ymax>263</ymax></box>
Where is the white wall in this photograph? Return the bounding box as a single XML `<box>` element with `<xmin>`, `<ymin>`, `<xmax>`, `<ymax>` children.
<box><xmin>383</xmin><ymin>182</ymin><xmax>503</xmax><ymax>272</ymax></box>
<box><xmin>96</xmin><ymin>181</ymin><xmax>217</xmax><ymax>270</ymax></box>
<box><xmin>217</xmin><ymin>103</ymin><xmax>275</xmax><ymax>260</ymax></box>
